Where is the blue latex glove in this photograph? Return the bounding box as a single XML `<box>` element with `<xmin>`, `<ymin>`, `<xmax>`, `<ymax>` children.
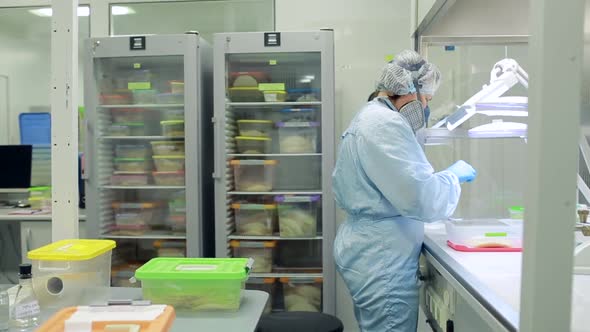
<box><xmin>446</xmin><ymin>160</ymin><xmax>477</xmax><ymax>183</ymax></box>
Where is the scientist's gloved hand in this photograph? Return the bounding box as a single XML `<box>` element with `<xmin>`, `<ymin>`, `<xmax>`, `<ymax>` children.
<box><xmin>446</xmin><ymin>160</ymin><xmax>477</xmax><ymax>183</ymax></box>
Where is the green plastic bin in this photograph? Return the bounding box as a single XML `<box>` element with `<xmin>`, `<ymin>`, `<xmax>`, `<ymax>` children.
<box><xmin>135</xmin><ymin>257</ymin><xmax>252</xmax><ymax>311</ymax></box>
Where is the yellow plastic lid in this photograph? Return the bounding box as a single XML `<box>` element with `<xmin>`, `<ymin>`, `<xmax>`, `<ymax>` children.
<box><xmin>229</xmin><ymin>87</ymin><xmax>259</xmax><ymax>91</ymax></box>
<box><xmin>235</xmin><ymin>136</ymin><xmax>271</xmax><ymax>141</ymax></box>
<box><xmin>229</xmin><ymin>240</ymin><xmax>277</xmax><ymax>248</ymax></box>
<box><xmin>230</xmin><ymin>159</ymin><xmax>278</xmax><ymax>166</ymax></box>
<box><xmin>237</xmin><ymin>120</ymin><xmax>273</xmax><ymax>124</ymax></box>
<box><xmin>28</xmin><ymin>239</ymin><xmax>116</xmax><ymax>261</ymax></box>
<box><xmin>231</xmin><ymin>203</ymin><xmax>276</xmax><ymax>210</ymax></box>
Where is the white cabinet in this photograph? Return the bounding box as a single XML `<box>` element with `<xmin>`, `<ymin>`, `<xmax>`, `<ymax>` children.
<box><xmin>20</xmin><ymin>221</ymin><xmax>87</xmax><ymax>263</ymax></box>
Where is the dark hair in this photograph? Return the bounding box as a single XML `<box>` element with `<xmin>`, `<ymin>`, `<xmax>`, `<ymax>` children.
<box><xmin>367</xmin><ymin>91</ymin><xmax>379</xmax><ymax>102</ymax></box>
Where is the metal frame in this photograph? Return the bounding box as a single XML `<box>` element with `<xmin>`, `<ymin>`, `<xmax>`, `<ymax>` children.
<box><xmin>213</xmin><ymin>30</ymin><xmax>336</xmax><ymax>314</ymax></box>
<box><xmin>84</xmin><ymin>34</ymin><xmax>213</xmax><ymax>257</ymax></box>
<box><xmin>418</xmin><ymin>35</ymin><xmax>529</xmax><ymax>58</ymax></box>
<box><xmin>51</xmin><ymin>0</ymin><xmax>80</xmax><ymax>240</ymax></box>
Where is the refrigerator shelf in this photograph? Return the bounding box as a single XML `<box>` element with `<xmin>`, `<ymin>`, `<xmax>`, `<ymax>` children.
<box><xmin>250</xmin><ymin>273</ymin><xmax>323</xmax><ymax>278</ymax></box>
<box><xmin>99</xmin><ymin>136</ymin><xmax>185</xmax><ymax>141</ymax></box>
<box><xmin>228</xmin><ymin>234</ymin><xmax>323</xmax><ymax>241</ymax></box>
<box><xmin>227</xmin><ymin>101</ymin><xmax>322</xmax><ymax>107</ymax></box>
<box><xmin>228</xmin><ymin>191</ymin><xmax>323</xmax><ymax>195</ymax></box>
<box><xmin>98</xmin><ymin>104</ymin><xmax>185</xmax><ymax>109</ymax></box>
<box><xmin>227</xmin><ymin>153</ymin><xmax>322</xmax><ymax>157</ymax></box>
<box><xmin>101</xmin><ymin>233</ymin><xmax>187</xmax><ymax>240</ymax></box>
<box><xmin>100</xmin><ymin>185</ymin><xmax>186</xmax><ymax>190</ymax></box>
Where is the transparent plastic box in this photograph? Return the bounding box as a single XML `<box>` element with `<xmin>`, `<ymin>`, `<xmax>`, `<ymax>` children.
<box><xmin>169</xmin><ymin>81</ymin><xmax>184</xmax><ymax>94</ymax></box>
<box><xmin>111</xmin><ymin>108</ymin><xmax>146</xmax><ymax>123</ymax></box>
<box><xmin>114</xmin><ymin>158</ymin><xmax>151</xmax><ymax>172</ymax></box>
<box><xmin>276</xmin><ymin>122</ymin><xmax>320</xmax><ymax>153</ymax></box>
<box><xmin>279</xmin><ymin>108</ymin><xmax>317</xmax><ymax>122</ymax></box>
<box><xmin>228</xmin><ymin>87</ymin><xmax>264</xmax><ymax>102</ymax></box>
<box><xmin>100</xmin><ymin>93</ymin><xmax>131</xmax><ymax>105</ymax></box>
<box><xmin>135</xmin><ymin>258</ymin><xmax>251</xmax><ymax>312</ymax></box>
<box><xmin>161</xmin><ymin>120</ymin><xmax>185</xmax><ymax>137</ymax></box>
<box><xmin>27</xmin><ymin>239</ymin><xmax>116</xmax><ymax>307</ymax></box>
<box><xmin>110</xmin><ymin>172</ymin><xmax>149</xmax><ymax>186</ymax></box>
<box><xmin>150</xmin><ymin>141</ymin><xmax>185</xmax><ymax>156</ymax></box>
<box><xmin>445</xmin><ymin>219</ymin><xmax>523</xmax><ymax>249</ymax></box>
<box><xmin>237</xmin><ymin>120</ymin><xmax>273</xmax><ymax>137</ymax></box>
<box><xmin>153</xmin><ymin>171</ymin><xmax>185</xmax><ymax>186</ymax></box>
<box><xmin>156</xmin><ymin>93</ymin><xmax>184</xmax><ymax>104</ymax></box>
<box><xmin>263</xmin><ymin>91</ymin><xmax>287</xmax><ymax>102</ymax></box>
<box><xmin>235</xmin><ymin>136</ymin><xmax>272</xmax><ymax>154</ymax></box>
<box><xmin>275</xmin><ymin>195</ymin><xmax>320</xmax><ymax>237</ymax></box>
<box><xmin>280</xmin><ymin>277</ymin><xmax>322</xmax><ymax>312</ymax></box>
<box><xmin>230</xmin><ymin>160</ymin><xmax>278</xmax><ymax>192</ymax></box>
<box><xmin>246</xmin><ymin>277</ymin><xmax>276</xmax><ymax>314</ymax></box>
<box><xmin>162</xmin><ymin>109</ymin><xmax>185</xmax><ymax>121</ymax></box>
<box><xmin>115</xmin><ymin>144</ymin><xmax>149</xmax><ymax>158</ymax></box>
<box><xmin>109</xmin><ymin>123</ymin><xmax>146</xmax><ymax>136</ymax></box>
<box><xmin>232</xmin><ymin>203</ymin><xmax>276</xmax><ymax>236</ymax></box>
<box><xmin>112</xmin><ymin>202</ymin><xmax>163</xmax><ymax>226</ymax></box>
<box><xmin>230</xmin><ymin>240</ymin><xmax>276</xmax><ymax>273</ymax></box>
<box><xmin>132</xmin><ymin>89</ymin><xmax>157</xmax><ymax>104</ymax></box>
<box><xmin>153</xmin><ymin>155</ymin><xmax>185</xmax><ymax>172</ymax></box>
<box><xmin>286</xmin><ymin>88</ymin><xmax>320</xmax><ymax>102</ymax></box>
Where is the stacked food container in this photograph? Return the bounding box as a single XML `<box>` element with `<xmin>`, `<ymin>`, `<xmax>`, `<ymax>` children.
<box><xmin>214</xmin><ymin>31</ymin><xmax>336</xmax><ymax>313</ymax></box>
<box><xmin>85</xmin><ymin>34</ymin><xmax>214</xmax><ymax>285</ymax></box>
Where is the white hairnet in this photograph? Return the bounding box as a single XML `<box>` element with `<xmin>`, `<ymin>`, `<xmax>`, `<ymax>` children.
<box><xmin>393</xmin><ymin>49</ymin><xmax>441</xmax><ymax>96</ymax></box>
<box><xmin>375</xmin><ymin>62</ymin><xmax>416</xmax><ymax>96</ymax></box>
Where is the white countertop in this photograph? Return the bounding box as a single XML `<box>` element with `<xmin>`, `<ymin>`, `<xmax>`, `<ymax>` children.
<box><xmin>0</xmin><ymin>208</ymin><xmax>86</xmax><ymax>221</ymax></box>
<box><xmin>424</xmin><ymin>223</ymin><xmax>590</xmax><ymax>332</ymax></box>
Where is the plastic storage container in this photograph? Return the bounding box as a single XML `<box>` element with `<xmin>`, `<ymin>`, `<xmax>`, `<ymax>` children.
<box><xmin>115</xmin><ymin>144</ymin><xmax>149</xmax><ymax>158</ymax></box>
<box><xmin>228</xmin><ymin>87</ymin><xmax>264</xmax><ymax>102</ymax></box>
<box><xmin>263</xmin><ymin>91</ymin><xmax>287</xmax><ymax>102</ymax></box>
<box><xmin>111</xmin><ymin>108</ymin><xmax>145</xmax><ymax>123</ymax></box>
<box><xmin>237</xmin><ymin>120</ymin><xmax>273</xmax><ymax>137</ymax></box>
<box><xmin>232</xmin><ymin>203</ymin><xmax>276</xmax><ymax>236</ymax></box>
<box><xmin>114</xmin><ymin>158</ymin><xmax>151</xmax><ymax>172</ymax></box>
<box><xmin>445</xmin><ymin>219</ymin><xmax>523</xmax><ymax>249</ymax></box>
<box><xmin>230</xmin><ymin>160</ymin><xmax>278</xmax><ymax>192</ymax></box>
<box><xmin>167</xmin><ymin>215</ymin><xmax>187</xmax><ymax>234</ymax></box>
<box><xmin>275</xmin><ymin>195</ymin><xmax>320</xmax><ymax>237</ymax></box>
<box><xmin>230</xmin><ymin>72</ymin><xmax>270</xmax><ymax>87</ymax></box>
<box><xmin>150</xmin><ymin>141</ymin><xmax>185</xmax><ymax>156</ymax></box>
<box><xmin>153</xmin><ymin>155</ymin><xmax>185</xmax><ymax>172</ymax></box>
<box><xmin>27</xmin><ymin>239</ymin><xmax>116</xmax><ymax>307</ymax></box>
<box><xmin>108</xmin><ymin>123</ymin><xmax>146</xmax><ymax>136</ymax></box>
<box><xmin>169</xmin><ymin>81</ymin><xmax>185</xmax><ymax>94</ymax></box>
<box><xmin>161</xmin><ymin>120</ymin><xmax>185</xmax><ymax>137</ymax></box>
<box><xmin>100</xmin><ymin>93</ymin><xmax>131</xmax><ymax>105</ymax></box>
<box><xmin>162</xmin><ymin>109</ymin><xmax>185</xmax><ymax>121</ymax></box>
<box><xmin>156</xmin><ymin>93</ymin><xmax>184</xmax><ymax>104</ymax></box>
<box><xmin>246</xmin><ymin>278</ymin><xmax>275</xmax><ymax>314</ymax></box>
<box><xmin>286</xmin><ymin>88</ymin><xmax>320</xmax><ymax>102</ymax></box>
<box><xmin>135</xmin><ymin>257</ymin><xmax>251</xmax><ymax>311</ymax></box>
<box><xmin>280</xmin><ymin>108</ymin><xmax>317</xmax><ymax>121</ymax></box>
<box><xmin>276</xmin><ymin>121</ymin><xmax>320</xmax><ymax>153</ymax></box>
<box><xmin>36</xmin><ymin>305</ymin><xmax>175</xmax><ymax>332</ymax></box>
<box><xmin>153</xmin><ymin>171</ymin><xmax>185</xmax><ymax>186</ymax></box>
<box><xmin>280</xmin><ymin>277</ymin><xmax>322</xmax><ymax>312</ymax></box>
<box><xmin>110</xmin><ymin>172</ymin><xmax>150</xmax><ymax>186</ymax></box>
<box><xmin>132</xmin><ymin>89</ymin><xmax>158</xmax><ymax>104</ymax></box>
<box><xmin>230</xmin><ymin>241</ymin><xmax>275</xmax><ymax>273</ymax></box>
<box><xmin>112</xmin><ymin>202</ymin><xmax>163</xmax><ymax>226</ymax></box>
<box><xmin>235</xmin><ymin>136</ymin><xmax>272</xmax><ymax>154</ymax></box>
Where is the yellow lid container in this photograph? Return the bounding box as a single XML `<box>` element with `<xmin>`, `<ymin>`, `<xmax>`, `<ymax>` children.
<box><xmin>28</xmin><ymin>239</ymin><xmax>116</xmax><ymax>261</ymax></box>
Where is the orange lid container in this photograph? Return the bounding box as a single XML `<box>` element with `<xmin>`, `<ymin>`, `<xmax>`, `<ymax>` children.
<box><xmin>36</xmin><ymin>305</ymin><xmax>176</xmax><ymax>332</ymax></box>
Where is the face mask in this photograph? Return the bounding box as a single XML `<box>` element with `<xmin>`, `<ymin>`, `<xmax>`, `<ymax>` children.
<box><xmin>398</xmin><ymin>100</ymin><xmax>426</xmax><ymax>133</ymax></box>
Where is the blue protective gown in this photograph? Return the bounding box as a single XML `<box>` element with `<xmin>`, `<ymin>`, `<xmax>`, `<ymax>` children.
<box><xmin>333</xmin><ymin>99</ymin><xmax>461</xmax><ymax>332</ymax></box>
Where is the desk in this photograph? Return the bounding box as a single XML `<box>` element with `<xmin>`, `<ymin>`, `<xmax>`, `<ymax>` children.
<box><xmin>5</xmin><ymin>288</ymin><xmax>268</xmax><ymax>332</ymax></box>
<box><xmin>0</xmin><ymin>208</ymin><xmax>86</xmax><ymax>221</ymax></box>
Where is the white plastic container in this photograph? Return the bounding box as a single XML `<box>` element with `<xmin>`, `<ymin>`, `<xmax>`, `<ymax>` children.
<box><xmin>263</xmin><ymin>91</ymin><xmax>287</xmax><ymax>102</ymax></box>
<box><xmin>150</xmin><ymin>141</ymin><xmax>185</xmax><ymax>156</ymax></box>
<box><xmin>275</xmin><ymin>195</ymin><xmax>320</xmax><ymax>237</ymax></box>
<box><xmin>230</xmin><ymin>160</ymin><xmax>277</xmax><ymax>192</ymax></box>
<box><xmin>162</xmin><ymin>109</ymin><xmax>185</xmax><ymax>121</ymax></box>
<box><xmin>276</xmin><ymin>121</ymin><xmax>320</xmax><ymax>153</ymax></box>
<box><xmin>112</xmin><ymin>202</ymin><xmax>163</xmax><ymax>226</ymax></box>
<box><xmin>161</xmin><ymin>120</ymin><xmax>185</xmax><ymax>137</ymax></box>
<box><xmin>110</xmin><ymin>172</ymin><xmax>149</xmax><ymax>186</ymax></box>
<box><xmin>153</xmin><ymin>171</ymin><xmax>185</xmax><ymax>186</ymax></box>
<box><xmin>237</xmin><ymin>120</ymin><xmax>273</xmax><ymax>137</ymax></box>
<box><xmin>280</xmin><ymin>277</ymin><xmax>322</xmax><ymax>312</ymax></box>
<box><xmin>232</xmin><ymin>203</ymin><xmax>276</xmax><ymax>236</ymax></box>
<box><xmin>235</xmin><ymin>136</ymin><xmax>272</xmax><ymax>154</ymax></box>
<box><xmin>27</xmin><ymin>239</ymin><xmax>116</xmax><ymax>307</ymax></box>
<box><xmin>445</xmin><ymin>219</ymin><xmax>523</xmax><ymax>249</ymax></box>
<box><xmin>115</xmin><ymin>144</ymin><xmax>149</xmax><ymax>158</ymax></box>
<box><xmin>153</xmin><ymin>155</ymin><xmax>185</xmax><ymax>172</ymax></box>
<box><xmin>230</xmin><ymin>240</ymin><xmax>276</xmax><ymax>273</ymax></box>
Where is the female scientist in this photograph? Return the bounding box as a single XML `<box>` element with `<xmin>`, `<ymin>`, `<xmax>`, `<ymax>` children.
<box><xmin>333</xmin><ymin>50</ymin><xmax>476</xmax><ymax>332</ymax></box>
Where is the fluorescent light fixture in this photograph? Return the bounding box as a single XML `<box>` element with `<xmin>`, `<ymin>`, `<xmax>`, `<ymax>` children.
<box><xmin>29</xmin><ymin>7</ymin><xmax>90</xmax><ymax>17</ymax></box>
<box><xmin>112</xmin><ymin>6</ymin><xmax>135</xmax><ymax>15</ymax></box>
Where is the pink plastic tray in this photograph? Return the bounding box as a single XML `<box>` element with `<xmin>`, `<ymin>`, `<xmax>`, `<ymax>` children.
<box><xmin>447</xmin><ymin>240</ymin><xmax>522</xmax><ymax>252</ymax></box>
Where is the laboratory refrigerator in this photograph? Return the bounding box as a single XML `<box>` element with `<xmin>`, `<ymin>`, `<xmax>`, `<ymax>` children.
<box><xmin>213</xmin><ymin>31</ymin><xmax>336</xmax><ymax>314</ymax></box>
<box><xmin>84</xmin><ymin>34</ymin><xmax>214</xmax><ymax>284</ymax></box>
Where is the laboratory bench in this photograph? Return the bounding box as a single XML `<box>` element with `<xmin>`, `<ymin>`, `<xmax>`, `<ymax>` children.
<box><xmin>422</xmin><ymin>223</ymin><xmax>590</xmax><ymax>332</ymax></box>
<box><xmin>1</xmin><ymin>286</ymin><xmax>268</xmax><ymax>332</ymax></box>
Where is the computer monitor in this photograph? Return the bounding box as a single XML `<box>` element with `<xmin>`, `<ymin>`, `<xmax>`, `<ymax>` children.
<box><xmin>0</xmin><ymin>145</ymin><xmax>32</xmax><ymax>189</ymax></box>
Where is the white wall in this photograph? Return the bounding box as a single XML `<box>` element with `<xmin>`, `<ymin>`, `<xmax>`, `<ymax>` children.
<box><xmin>276</xmin><ymin>1</ymin><xmax>412</xmax><ymax>330</ymax></box>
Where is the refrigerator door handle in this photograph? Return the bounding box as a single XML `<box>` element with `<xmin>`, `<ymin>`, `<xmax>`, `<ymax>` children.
<box><xmin>212</xmin><ymin>116</ymin><xmax>222</xmax><ymax>180</ymax></box>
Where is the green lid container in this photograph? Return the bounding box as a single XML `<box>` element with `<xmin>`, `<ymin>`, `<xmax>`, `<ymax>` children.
<box><xmin>135</xmin><ymin>257</ymin><xmax>251</xmax><ymax>280</ymax></box>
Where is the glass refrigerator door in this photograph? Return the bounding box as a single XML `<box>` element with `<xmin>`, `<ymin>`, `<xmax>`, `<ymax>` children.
<box><xmin>93</xmin><ymin>55</ymin><xmax>188</xmax><ymax>272</ymax></box>
<box><xmin>225</xmin><ymin>52</ymin><xmax>324</xmax><ymax>312</ymax></box>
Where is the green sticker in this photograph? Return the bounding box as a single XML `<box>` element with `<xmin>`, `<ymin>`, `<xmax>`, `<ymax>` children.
<box><xmin>484</xmin><ymin>232</ymin><xmax>508</xmax><ymax>237</ymax></box>
<box><xmin>133</xmin><ymin>63</ymin><xmax>141</xmax><ymax>69</ymax></box>
<box><xmin>258</xmin><ymin>83</ymin><xmax>285</xmax><ymax>91</ymax></box>
<box><xmin>127</xmin><ymin>82</ymin><xmax>151</xmax><ymax>90</ymax></box>
<box><xmin>385</xmin><ymin>54</ymin><xmax>395</xmax><ymax>62</ymax></box>
<box><xmin>269</xmin><ymin>59</ymin><xmax>277</xmax><ymax>65</ymax></box>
